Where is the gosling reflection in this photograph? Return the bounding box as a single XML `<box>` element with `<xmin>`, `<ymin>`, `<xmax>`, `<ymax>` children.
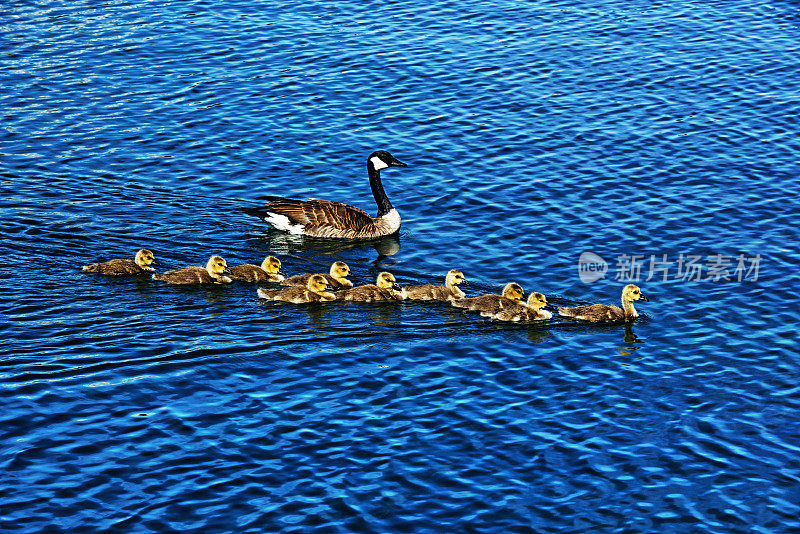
<box><xmin>618</xmin><ymin>323</ymin><xmax>645</xmax><ymax>356</ymax></box>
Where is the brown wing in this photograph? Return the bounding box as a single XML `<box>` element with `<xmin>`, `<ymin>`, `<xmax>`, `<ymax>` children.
<box><xmin>452</xmin><ymin>294</ymin><xmax>501</xmax><ymax>310</ymax></box>
<box><xmin>82</xmin><ymin>259</ymin><xmax>142</xmax><ymax>275</ymax></box>
<box><xmin>487</xmin><ymin>301</ymin><xmax>528</xmax><ymax>320</ymax></box>
<box><xmin>281</xmin><ymin>272</ymin><xmax>313</xmax><ymax>286</ymax></box>
<box><xmin>558</xmin><ymin>304</ymin><xmax>623</xmax><ymax>322</ymax></box>
<box><xmin>341</xmin><ymin>284</ymin><xmax>402</xmax><ymax>302</ymax></box>
<box><xmin>258</xmin><ymin>286</ymin><xmax>306</xmax><ymax>302</ymax></box>
<box><xmin>266</xmin><ymin>198</ymin><xmax>378</xmax><ymax>238</ymax></box>
<box><xmin>229</xmin><ymin>264</ymin><xmax>266</xmax><ymax>282</ymax></box>
<box><xmin>154</xmin><ymin>266</ymin><xmax>209</xmax><ymax>284</ymax></box>
<box><xmin>404</xmin><ymin>284</ymin><xmax>447</xmax><ymax>301</ymax></box>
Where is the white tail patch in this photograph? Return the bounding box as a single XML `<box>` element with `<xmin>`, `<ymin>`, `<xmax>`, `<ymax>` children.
<box><xmin>265</xmin><ymin>212</ymin><xmax>305</xmax><ymax>235</ymax></box>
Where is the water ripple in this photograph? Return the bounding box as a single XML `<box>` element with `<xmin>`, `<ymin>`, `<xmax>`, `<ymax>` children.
<box><xmin>3</xmin><ymin>0</ymin><xmax>800</xmax><ymax>532</ymax></box>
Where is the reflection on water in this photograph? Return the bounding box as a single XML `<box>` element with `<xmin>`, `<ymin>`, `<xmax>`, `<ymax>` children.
<box><xmin>4</xmin><ymin>0</ymin><xmax>798</xmax><ymax>530</ymax></box>
<box><xmin>618</xmin><ymin>322</ymin><xmax>645</xmax><ymax>357</ymax></box>
<box><xmin>248</xmin><ymin>230</ymin><xmax>401</xmax><ymax>260</ymax></box>
<box><xmin>524</xmin><ymin>325</ymin><xmax>550</xmax><ymax>344</ymax></box>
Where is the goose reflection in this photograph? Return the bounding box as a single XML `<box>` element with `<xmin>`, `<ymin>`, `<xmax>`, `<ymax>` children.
<box><xmin>249</xmin><ymin>230</ymin><xmax>400</xmax><ymax>260</ymax></box>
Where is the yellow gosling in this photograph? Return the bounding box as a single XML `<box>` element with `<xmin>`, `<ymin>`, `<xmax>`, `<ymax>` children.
<box><xmin>489</xmin><ymin>292</ymin><xmax>552</xmax><ymax>322</ymax></box>
<box><xmin>82</xmin><ymin>248</ymin><xmax>155</xmax><ymax>275</ymax></box>
<box><xmin>451</xmin><ymin>282</ymin><xmax>524</xmax><ymax>314</ymax></box>
<box><xmin>257</xmin><ymin>273</ymin><xmax>336</xmax><ymax>303</ymax></box>
<box><xmin>282</xmin><ymin>261</ymin><xmax>353</xmax><ymax>290</ymax></box>
<box><xmin>403</xmin><ymin>269</ymin><xmax>467</xmax><ymax>301</ymax></box>
<box><xmin>229</xmin><ymin>256</ymin><xmax>285</xmax><ymax>283</ymax></box>
<box><xmin>339</xmin><ymin>272</ymin><xmax>404</xmax><ymax>302</ymax></box>
<box><xmin>558</xmin><ymin>284</ymin><xmax>649</xmax><ymax>322</ymax></box>
<box><xmin>152</xmin><ymin>255</ymin><xmax>232</xmax><ymax>285</ymax></box>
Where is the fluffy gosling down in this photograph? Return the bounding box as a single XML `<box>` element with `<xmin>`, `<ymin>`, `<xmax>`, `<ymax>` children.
<box><xmin>281</xmin><ymin>261</ymin><xmax>353</xmax><ymax>290</ymax></box>
<box><xmin>451</xmin><ymin>282</ymin><xmax>524</xmax><ymax>313</ymax></box>
<box><xmin>152</xmin><ymin>255</ymin><xmax>232</xmax><ymax>285</ymax></box>
<box><xmin>82</xmin><ymin>249</ymin><xmax>155</xmax><ymax>275</ymax></box>
<box><xmin>339</xmin><ymin>272</ymin><xmax>404</xmax><ymax>302</ymax></box>
<box><xmin>488</xmin><ymin>292</ymin><xmax>552</xmax><ymax>322</ymax></box>
<box><xmin>403</xmin><ymin>269</ymin><xmax>467</xmax><ymax>301</ymax></box>
<box><xmin>257</xmin><ymin>274</ymin><xmax>336</xmax><ymax>303</ymax></box>
<box><xmin>558</xmin><ymin>284</ymin><xmax>649</xmax><ymax>322</ymax></box>
<box><xmin>228</xmin><ymin>256</ymin><xmax>285</xmax><ymax>283</ymax></box>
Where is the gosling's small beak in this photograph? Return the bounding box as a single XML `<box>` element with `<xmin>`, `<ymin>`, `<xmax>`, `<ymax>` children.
<box><xmin>392</xmin><ymin>282</ymin><xmax>403</xmax><ymax>291</ymax></box>
<box><xmin>461</xmin><ymin>279</ymin><xmax>469</xmax><ymax>286</ymax></box>
<box><xmin>639</xmin><ymin>294</ymin><xmax>649</xmax><ymax>302</ymax></box>
<box><xmin>277</xmin><ymin>269</ymin><xmax>286</xmax><ymax>276</ymax></box>
<box><xmin>544</xmin><ymin>302</ymin><xmax>556</xmax><ymax>310</ymax></box>
<box><xmin>390</xmin><ymin>157</ymin><xmax>407</xmax><ymax>168</ymax></box>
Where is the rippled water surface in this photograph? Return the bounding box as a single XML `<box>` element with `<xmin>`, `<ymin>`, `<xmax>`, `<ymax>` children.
<box><xmin>3</xmin><ymin>0</ymin><xmax>800</xmax><ymax>532</ymax></box>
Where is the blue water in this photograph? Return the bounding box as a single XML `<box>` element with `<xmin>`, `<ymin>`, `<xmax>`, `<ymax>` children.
<box><xmin>3</xmin><ymin>0</ymin><xmax>800</xmax><ymax>532</ymax></box>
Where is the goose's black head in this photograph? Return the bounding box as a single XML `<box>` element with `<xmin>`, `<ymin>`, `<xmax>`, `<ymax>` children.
<box><xmin>368</xmin><ymin>150</ymin><xmax>407</xmax><ymax>171</ymax></box>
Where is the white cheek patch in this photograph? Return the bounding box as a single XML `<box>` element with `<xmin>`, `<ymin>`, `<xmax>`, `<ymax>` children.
<box><xmin>265</xmin><ymin>212</ymin><xmax>305</xmax><ymax>234</ymax></box>
<box><xmin>369</xmin><ymin>155</ymin><xmax>389</xmax><ymax>171</ymax></box>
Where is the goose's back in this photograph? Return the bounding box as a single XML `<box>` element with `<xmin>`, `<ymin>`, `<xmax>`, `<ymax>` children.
<box><xmin>266</xmin><ymin>198</ymin><xmax>383</xmax><ymax>238</ymax></box>
<box><xmin>340</xmin><ymin>285</ymin><xmax>401</xmax><ymax>302</ymax></box>
<box><xmin>82</xmin><ymin>259</ymin><xmax>145</xmax><ymax>275</ymax></box>
<box><xmin>229</xmin><ymin>264</ymin><xmax>280</xmax><ymax>283</ymax></box>
<box><xmin>403</xmin><ymin>284</ymin><xmax>450</xmax><ymax>301</ymax></box>
<box><xmin>558</xmin><ymin>303</ymin><xmax>624</xmax><ymax>322</ymax></box>
<box><xmin>452</xmin><ymin>294</ymin><xmax>513</xmax><ymax>312</ymax></box>
<box><xmin>282</xmin><ymin>272</ymin><xmax>351</xmax><ymax>289</ymax></box>
<box><xmin>154</xmin><ymin>266</ymin><xmax>216</xmax><ymax>285</ymax></box>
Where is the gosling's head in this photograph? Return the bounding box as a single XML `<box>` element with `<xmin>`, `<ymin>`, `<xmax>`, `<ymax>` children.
<box><xmin>135</xmin><ymin>249</ymin><xmax>155</xmax><ymax>269</ymax></box>
<box><xmin>376</xmin><ymin>272</ymin><xmax>401</xmax><ymax>291</ymax></box>
<box><xmin>501</xmin><ymin>282</ymin><xmax>524</xmax><ymax>302</ymax></box>
<box><xmin>260</xmin><ymin>256</ymin><xmax>283</xmax><ymax>275</ymax></box>
<box><xmin>526</xmin><ymin>292</ymin><xmax>548</xmax><ymax>310</ymax></box>
<box><xmin>306</xmin><ymin>273</ymin><xmax>329</xmax><ymax>294</ymax></box>
<box><xmin>330</xmin><ymin>261</ymin><xmax>351</xmax><ymax>280</ymax></box>
<box><xmin>622</xmin><ymin>284</ymin><xmax>648</xmax><ymax>303</ymax></box>
<box><xmin>206</xmin><ymin>255</ymin><xmax>228</xmax><ymax>276</ymax></box>
<box><xmin>445</xmin><ymin>269</ymin><xmax>466</xmax><ymax>286</ymax></box>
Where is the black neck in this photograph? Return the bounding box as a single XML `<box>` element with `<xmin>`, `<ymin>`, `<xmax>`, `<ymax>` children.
<box><xmin>368</xmin><ymin>163</ymin><xmax>394</xmax><ymax>217</ymax></box>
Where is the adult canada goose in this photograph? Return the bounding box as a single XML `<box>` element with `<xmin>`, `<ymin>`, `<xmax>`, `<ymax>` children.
<box><xmin>82</xmin><ymin>249</ymin><xmax>155</xmax><ymax>275</ymax></box>
<box><xmin>243</xmin><ymin>150</ymin><xmax>408</xmax><ymax>239</ymax></box>
<box><xmin>257</xmin><ymin>274</ymin><xmax>336</xmax><ymax>303</ymax></box>
<box><xmin>228</xmin><ymin>256</ymin><xmax>285</xmax><ymax>283</ymax></box>
<box><xmin>558</xmin><ymin>284</ymin><xmax>649</xmax><ymax>322</ymax></box>
<box><xmin>339</xmin><ymin>272</ymin><xmax>404</xmax><ymax>302</ymax></box>
<box><xmin>152</xmin><ymin>255</ymin><xmax>232</xmax><ymax>285</ymax></box>
<box><xmin>451</xmin><ymin>282</ymin><xmax>524</xmax><ymax>313</ymax></box>
<box><xmin>403</xmin><ymin>269</ymin><xmax>467</xmax><ymax>301</ymax></box>
<box><xmin>281</xmin><ymin>261</ymin><xmax>353</xmax><ymax>290</ymax></box>
<box><xmin>489</xmin><ymin>292</ymin><xmax>552</xmax><ymax>322</ymax></box>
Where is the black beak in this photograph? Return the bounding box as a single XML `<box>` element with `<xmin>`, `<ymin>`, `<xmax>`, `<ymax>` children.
<box><xmin>390</xmin><ymin>157</ymin><xmax>407</xmax><ymax>168</ymax></box>
<box><xmin>392</xmin><ymin>282</ymin><xmax>402</xmax><ymax>291</ymax></box>
<box><xmin>544</xmin><ymin>302</ymin><xmax>556</xmax><ymax>310</ymax></box>
<box><xmin>639</xmin><ymin>294</ymin><xmax>650</xmax><ymax>302</ymax></box>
